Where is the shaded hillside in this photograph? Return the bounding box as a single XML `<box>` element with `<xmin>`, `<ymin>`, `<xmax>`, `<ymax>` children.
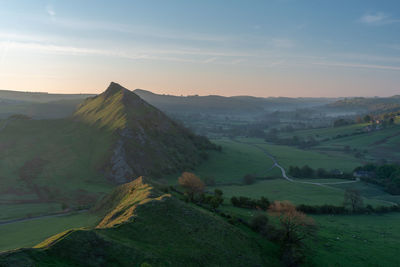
<box><xmin>0</xmin><ymin>177</ymin><xmax>280</xmax><ymax>267</ymax></box>
<box><xmin>74</xmin><ymin>82</ymin><xmax>217</xmax><ymax>183</ymax></box>
<box><xmin>0</xmin><ymin>117</ymin><xmax>115</xmax><ymax>210</ymax></box>
<box><xmin>134</xmin><ymin>89</ymin><xmax>336</xmax><ymax>114</ymax></box>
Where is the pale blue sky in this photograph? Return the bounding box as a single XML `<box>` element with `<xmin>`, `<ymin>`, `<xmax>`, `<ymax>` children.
<box><xmin>0</xmin><ymin>0</ymin><xmax>399</xmax><ymax>97</ymax></box>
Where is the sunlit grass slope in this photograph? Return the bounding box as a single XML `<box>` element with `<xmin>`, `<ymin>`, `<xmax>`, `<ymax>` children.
<box><xmin>0</xmin><ymin>177</ymin><xmax>281</xmax><ymax>266</ymax></box>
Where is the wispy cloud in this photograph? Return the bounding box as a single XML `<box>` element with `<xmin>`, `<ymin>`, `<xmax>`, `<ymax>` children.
<box><xmin>313</xmin><ymin>61</ymin><xmax>400</xmax><ymax>71</ymax></box>
<box><xmin>44</xmin><ymin>17</ymin><xmax>231</xmax><ymax>43</ymax></box>
<box><xmin>359</xmin><ymin>12</ymin><xmax>400</xmax><ymax>25</ymax></box>
<box><xmin>46</xmin><ymin>4</ymin><xmax>56</xmax><ymax>19</ymax></box>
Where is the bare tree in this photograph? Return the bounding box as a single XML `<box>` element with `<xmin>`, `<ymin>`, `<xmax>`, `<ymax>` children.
<box><xmin>268</xmin><ymin>201</ymin><xmax>316</xmax><ymax>245</ymax></box>
<box><xmin>178</xmin><ymin>172</ymin><xmax>205</xmax><ymax>201</ymax></box>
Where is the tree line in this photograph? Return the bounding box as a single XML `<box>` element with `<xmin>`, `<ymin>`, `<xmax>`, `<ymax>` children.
<box><xmin>288</xmin><ymin>165</ymin><xmax>353</xmax><ymax>179</ymax></box>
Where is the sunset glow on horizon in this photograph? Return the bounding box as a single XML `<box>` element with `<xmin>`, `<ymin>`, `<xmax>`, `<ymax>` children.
<box><xmin>1</xmin><ymin>0</ymin><xmax>400</xmax><ymax>97</ymax></box>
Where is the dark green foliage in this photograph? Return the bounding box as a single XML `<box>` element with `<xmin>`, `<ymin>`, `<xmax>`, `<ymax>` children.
<box><xmin>354</xmin><ymin>163</ymin><xmax>400</xmax><ymax>195</ymax></box>
<box><xmin>250</xmin><ymin>214</ymin><xmax>269</xmax><ymax>234</ymax></box>
<box><xmin>289</xmin><ymin>165</ymin><xmax>352</xmax><ymax>179</ymax></box>
<box><xmin>296</xmin><ymin>204</ymin><xmax>347</xmax><ymax>214</ymax></box>
<box><xmin>333</xmin><ymin>118</ymin><xmax>354</xmax><ymax>127</ymax></box>
<box><xmin>231</xmin><ymin>196</ymin><xmax>270</xmax><ymax>210</ymax></box>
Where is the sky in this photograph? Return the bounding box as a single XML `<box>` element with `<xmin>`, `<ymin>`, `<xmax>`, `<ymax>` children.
<box><xmin>0</xmin><ymin>0</ymin><xmax>399</xmax><ymax>97</ymax></box>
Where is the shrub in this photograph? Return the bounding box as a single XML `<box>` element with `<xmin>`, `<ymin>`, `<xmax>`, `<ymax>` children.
<box><xmin>250</xmin><ymin>214</ymin><xmax>269</xmax><ymax>234</ymax></box>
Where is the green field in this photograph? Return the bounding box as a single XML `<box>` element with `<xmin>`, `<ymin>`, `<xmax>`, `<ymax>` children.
<box><xmin>0</xmin><ymin>203</ymin><xmax>62</xmax><ymax>221</ymax></box>
<box><xmin>279</xmin><ymin>123</ymin><xmax>369</xmax><ymax>140</ymax></box>
<box><xmin>213</xmin><ymin>179</ymin><xmax>391</xmax><ymax>207</ymax></box>
<box><xmin>0</xmin><ymin>212</ymin><xmax>100</xmax><ymax>252</ymax></box>
<box><xmin>307</xmin><ymin>213</ymin><xmax>400</xmax><ymax>266</ymax></box>
<box><xmin>184</xmin><ymin>137</ymin><xmax>394</xmax><ymax>207</ymax></box>
<box><xmin>167</xmin><ymin>138</ymin><xmax>275</xmax><ymax>184</ymax></box>
<box><xmin>277</xmin><ymin>122</ymin><xmax>400</xmax><ymax>163</ymax></box>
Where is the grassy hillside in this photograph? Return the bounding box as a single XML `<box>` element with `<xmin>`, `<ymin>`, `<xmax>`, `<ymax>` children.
<box><xmin>0</xmin><ymin>177</ymin><xmax>281</xmax><ymax>266</ymax></box>
<box><xmin>0</xmin><ymin>117</ymin><xmax>115</xmax><ymax>216</ymax></box>
<box><xmin>75</xmin><ymin>82</ymin><xmax>218</xmax><ymax>183</ymax></box>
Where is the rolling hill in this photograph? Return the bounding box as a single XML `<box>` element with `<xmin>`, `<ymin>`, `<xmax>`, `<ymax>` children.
<box><xmin>134</xmin><ymin>89</ymin><xmax>337</xmax><ymax>114</ymax></box>
<box><xmin>0</xmin><ymin>90</ymin><xmax>94</xmax><ymax>119</ymax></box>
<box><xmin>0</xmin><ymin>177</ymin><xmax>280</xmax><ymax>266</ymax></box>
<box><xmin>325</xmin><ymin>96</ymin><xmax>400</xmax><ymax>114</ymax></box>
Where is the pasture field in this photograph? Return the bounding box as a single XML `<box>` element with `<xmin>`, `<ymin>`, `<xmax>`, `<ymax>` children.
<box><xmin>279</xmin><ymin>123</ymin><xmax>369</xmax><ymax>140</ymax></box>
<box><xmin>232</xmin><ymin>137</ymin><xmax>362</xmax><ymax>171</ymax></box>
<box><xmin>332</xmin><ymin>181</ymin><xmax>400</xmax><ymax>205</ymax></box>
<box><xmin>166</xmin><ymin>138</ymin><xmax>275</xmax><ymax>184</ymax></box>
<box><xmin>251</xmin><ymin>141</ymin><xmax>362</xmax><ymax>171</ymax></box>
<box><xmin>218</xmin><ymin>200</ymin><xmax>400</xmax><ymax>267</ymax></box>
<box><xmin>213</xmin><ymin>179</ymin><xmax>390</xmax><ymax>207</ymax></box>
<box><xmin>186</xmin><ymin>137</ymin><xmax>394</xmax><ymax>206</ymax></box>
<box><xmin>306</xmin><ymin>213</ymin><xmax>400</xmax><ymax>267</ymax></box>
<box><xmin>0</xmin><ymin>212</ymin><xmax>100</xmax><ymax>252</ymax></box>
<box><xmin>0</xmin><ymin>203</ymin><xmax>62</xmax><ymax>221</ymax></box>
<box><xmin>277</xmin><ymin>122</ymin><xmax>400</xmax><ymax>162</ymax></box>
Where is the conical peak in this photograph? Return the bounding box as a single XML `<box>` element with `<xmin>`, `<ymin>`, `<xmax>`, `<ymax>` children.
<box><xmin>103</xmin><ymin>82</ymin><xmax>129</xmax><ymax>97</ymax></box>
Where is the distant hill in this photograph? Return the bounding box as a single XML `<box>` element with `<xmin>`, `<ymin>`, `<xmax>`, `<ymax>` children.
<box><xmin>75</xmin><ymin>82</ymin><xmax>217</xmax><ymax>183</ymax></box>
<box><xmin>0</xmin><ymin>89</ymin><xmax>94</xmax><ymax>103</ymax></box>
<box><xmin>0</xmin><ymin>90</ymin><xmax>94</xmax><ymax>119</ymax></box>
<box><xmin>134</xmin><ymin>89</ymin><xmax>337</xmax><ymax>114</ymax></box>
<box><xmin>326</xmin><ymin>96</ymin><xmax>400</xmax><ymax>114</ymax></box>
<box><xmin>0</xmin><ymin>177</ymin><xmax>280</xmax><ymax>266</ymax></box>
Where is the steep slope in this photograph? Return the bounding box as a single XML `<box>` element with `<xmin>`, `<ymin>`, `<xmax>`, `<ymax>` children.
<box><xmin>0</xmin><ymin>177</ymin><xmax>280</xmax><ymax>266</ymax></box>
<box><xmin>74</xmin><ymin>82</ymin><xmax>216</xmax><ymax>183</ymax></box>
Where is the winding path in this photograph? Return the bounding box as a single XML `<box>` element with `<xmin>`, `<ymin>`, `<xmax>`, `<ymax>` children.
<box><xmin>232</xmin><ymin>139</ymin><xmax>399</xmax><ymax>206</ymax></box>
<box><xmin>233</xmin><ymin>139</ymin><xmax>360</xmax><ymax>186</ymax></box>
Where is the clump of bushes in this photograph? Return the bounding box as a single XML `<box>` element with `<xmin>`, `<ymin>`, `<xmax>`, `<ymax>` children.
<box><xmin>231</xmin><ymin>196</ymin><xmax>270</xmax><ymax>210</ymax></box>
